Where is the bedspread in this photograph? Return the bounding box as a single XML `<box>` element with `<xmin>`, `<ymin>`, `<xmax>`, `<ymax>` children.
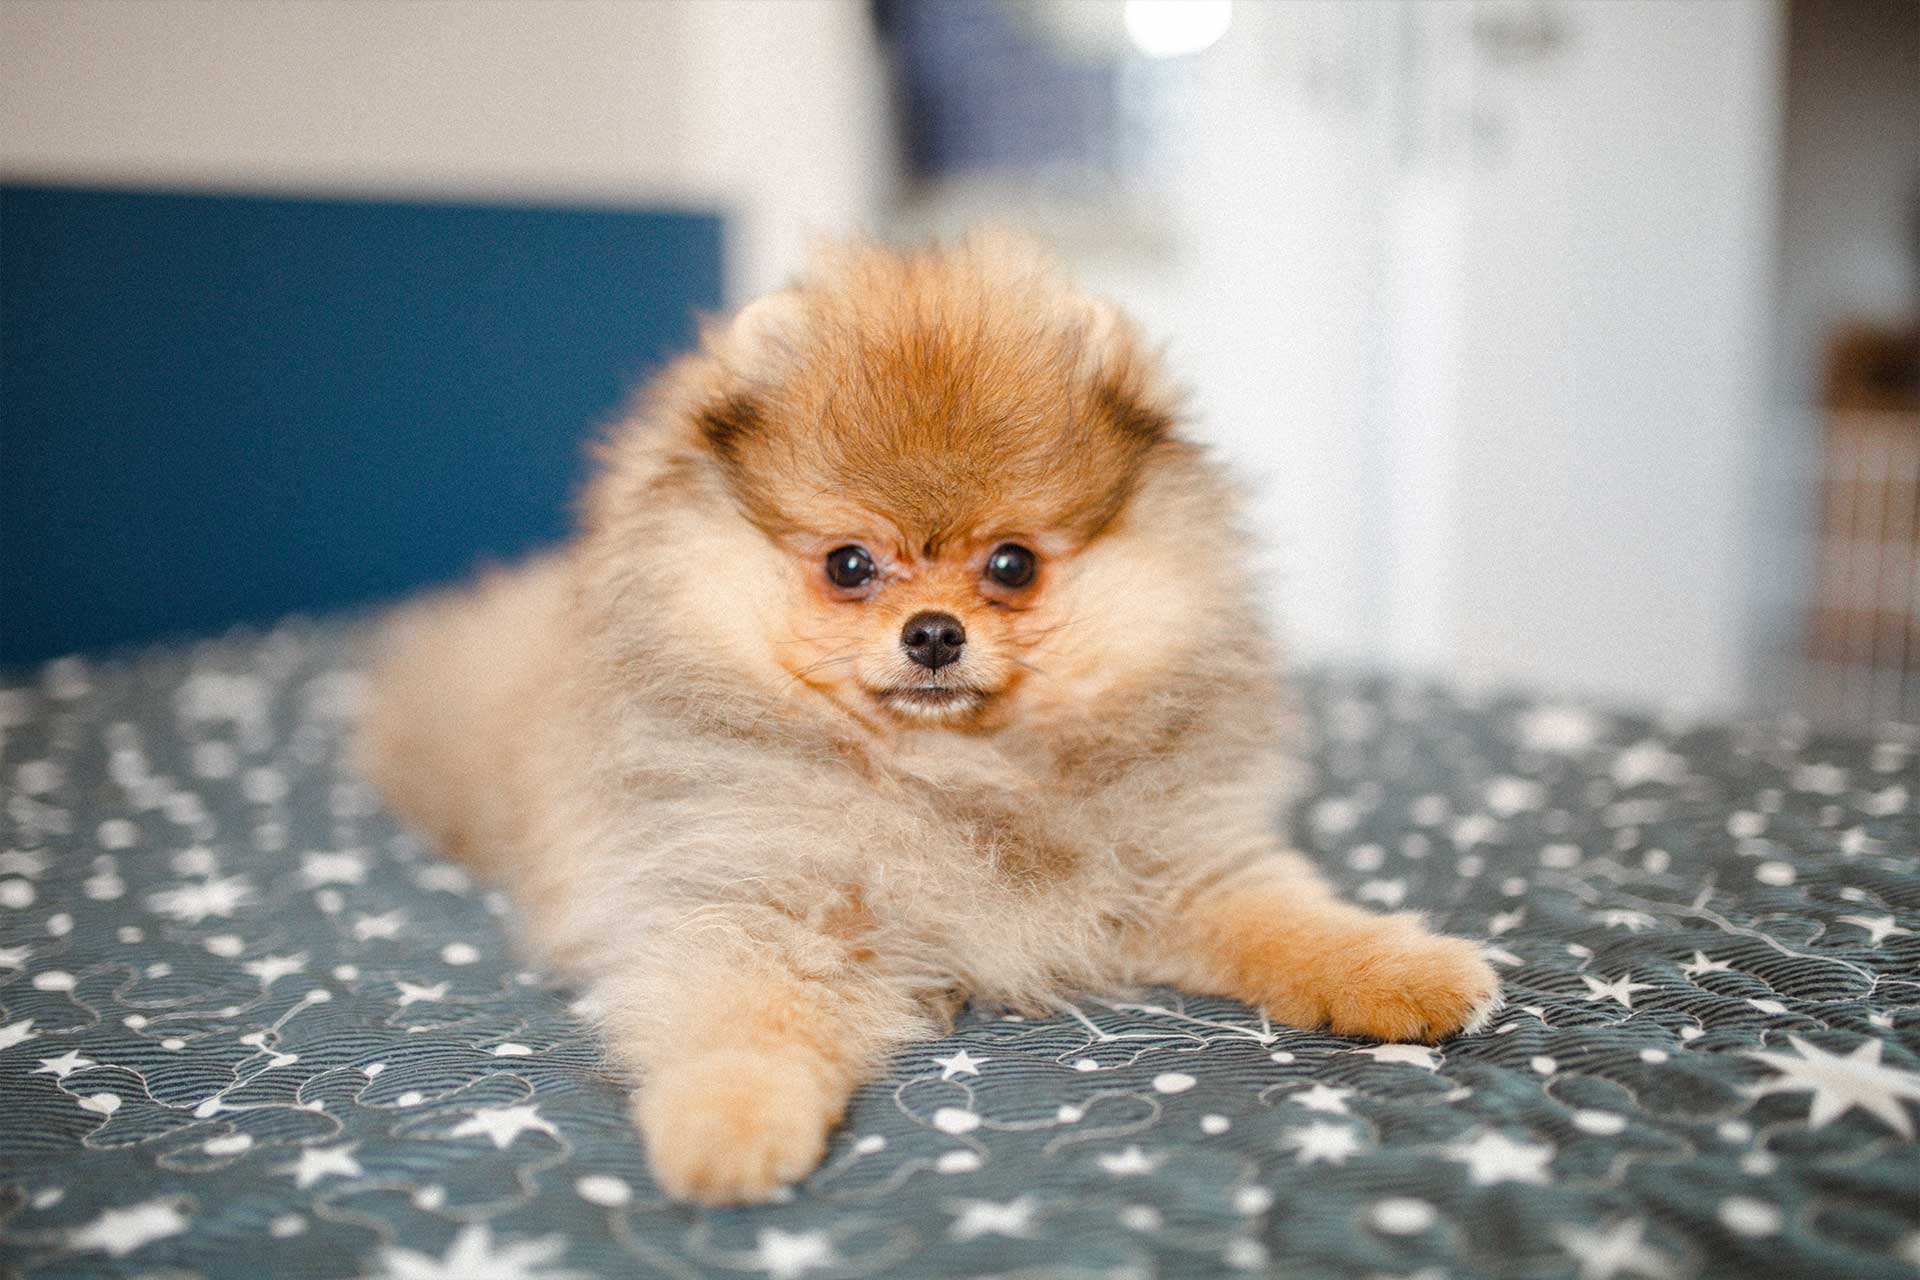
<box><xmin>1</xmin><ymin>622</ymin><xmax>1916</xmax><ymax>1278</ymax></box>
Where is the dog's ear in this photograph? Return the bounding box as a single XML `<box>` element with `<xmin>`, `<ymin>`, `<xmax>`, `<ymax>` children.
<box><xmin>1073</xmin><ymin>297</ymin><xmax>1127</xmax><ymax>364</ymax></box>
<box><xmin>684</xmin><ymin>290</ymin><xmax>806</xmax><ymax>462</ymax></box>
<box><xmin>692</xmin><ymin>389</ymin><xmax>763</xmax><ymax>464</ymax></box>
<box><xmin>1070</xmin><ymin>296</ymin><xmax>1176</xmax><ymax>446</ymax></box>
<box><xmin>719</xmin><ymin>289</ymin><xmax>808</xmax><ymax>378</ymax></box>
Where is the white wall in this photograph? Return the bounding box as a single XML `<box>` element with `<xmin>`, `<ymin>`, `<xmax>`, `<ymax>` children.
<box><xmin>0</xmin><ymin>0</ymin><xmax>888</xmax><ymax>301</ymax></box>
<box><xmin>1126</xmin><ymin>2</ymin><xmax>1403</xmax><ymax>668</ymax></box>
<box><xmin>1077</xmin><ymin>1</ymin><xmax>1788</xmax><ymax>712</ymax></box>
<box><xmin>1037</xmin><ymin>3</ymin><xmax>1408</xmax><ymax>669</ymax></box>
<box><xmin>1446</xmin><ymin>0</ymin><xmax>1786</xmax><ymax>710</ymax></box>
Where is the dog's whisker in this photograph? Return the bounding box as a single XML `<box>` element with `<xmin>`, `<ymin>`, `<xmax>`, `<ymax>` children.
<box><xmin>786</xmin><ymin>653</ymin><xmax>860</xmax><ymax>683</ymax></box>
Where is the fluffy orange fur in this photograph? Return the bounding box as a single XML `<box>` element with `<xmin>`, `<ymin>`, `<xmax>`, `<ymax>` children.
<box><xmin>360</xmin><ymin>234</ymin><xmax>1498</xmax><ymax>1204</ymax></box>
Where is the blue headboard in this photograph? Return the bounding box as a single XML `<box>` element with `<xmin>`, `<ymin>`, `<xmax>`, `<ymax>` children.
<box><xmin>0</xmin><ymin>184</ymin><xmax>723</xmax><ymax>666</ymax></box>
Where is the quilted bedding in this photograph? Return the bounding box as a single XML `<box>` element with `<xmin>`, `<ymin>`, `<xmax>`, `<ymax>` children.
<box><xmin>0</xmin><ymin>621</ymin><xmax>1916</xmax><ymax>1279</ymax></box>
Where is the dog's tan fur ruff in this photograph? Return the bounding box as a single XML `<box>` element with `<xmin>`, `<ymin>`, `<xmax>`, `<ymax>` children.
<box><xmin>361</xmin><ymin>235</ymin><xmax>1499</xmax><ymax>1203</ymax></box>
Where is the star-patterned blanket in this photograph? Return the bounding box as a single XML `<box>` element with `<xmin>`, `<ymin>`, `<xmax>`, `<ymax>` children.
<box><xmin>1</xmin><ymin>622</ymin><xmax>1916</xmax><ymax>1279</ymax></box>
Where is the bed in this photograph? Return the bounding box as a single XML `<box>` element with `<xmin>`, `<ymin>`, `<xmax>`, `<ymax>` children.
<box><xmin>1</xmin><ymin>621</ymin><xmax>1915</xmax><ymax>1279</ymax></box>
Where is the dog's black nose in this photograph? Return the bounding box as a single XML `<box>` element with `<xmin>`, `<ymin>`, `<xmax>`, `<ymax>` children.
<box><xmin>901</xmin><ymin>611</ymin><xmax>966</xmax><ymax>670</ymax></box>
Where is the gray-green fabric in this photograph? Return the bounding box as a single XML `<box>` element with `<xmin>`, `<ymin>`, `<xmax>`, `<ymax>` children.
<box><xmin>0</xmin><ymin>623</ymin><xmax>1915</xmax><ymax>1279</ymax></box>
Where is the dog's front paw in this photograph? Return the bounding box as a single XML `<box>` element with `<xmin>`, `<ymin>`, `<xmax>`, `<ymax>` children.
<box><xmin>1315</xmin><ymin>919</ymin><xmax>1500</xmax><ymax>1043</ymax></box>
<box><xmin>635</xmin><ymin>1050</ymin><xmax>841</xmax><ymax>1204</ymax></box>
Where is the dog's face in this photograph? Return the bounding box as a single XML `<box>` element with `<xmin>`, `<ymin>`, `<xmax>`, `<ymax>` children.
<box><xmin>787</xmin><ymin>526</ymin><xmax>1054</xmax><ymax>725</ymax></box>
<box><xmin>621</xmin><ymin>239</ymin><xmax>1226</xmax><ymax>736</ymax></box>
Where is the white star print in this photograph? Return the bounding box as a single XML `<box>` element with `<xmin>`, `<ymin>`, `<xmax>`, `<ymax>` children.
<box><xmin>67</xmin><ymin>1198</ymin><xmax>189</xmax><ymax>1257</ymax></box>
<box><xmin>1450</xmin><ymin>814</ymin><xmax>1503</xmax><ymax>850</ymax></box>
<box><xmin>1096</xmin><ymin>1146</ymin><xmax>1163</xmax><ymax>1175</ymax></box>
<box><xmin>146</xmin><ymin>875</ymin><xmax>253</xmax><ymax>923</ymax></box>
<box><xmin>242</xmin><ymin>953</ymin><xmax>307</xmax><ymax>988</ymax></box>
<box><xmin>1286</xmin><ymin>1122</ymin><xmax>1362</xmax><ymax>1165</ymax></box>
<box><xmin>1446</xmin><ymin>1130</ymin><xmax>1555</xmax><ymax>1184</ymax></box>
<box><xmin>300</xmin><ymin>849</ymin><xmax>367</xmax><ymax>886</ymax></box>
<box><xmin>1288</xmin><ymin>1083</ymin><xmax>1354</xmax><ymax>1114</ymax></box>
<box><xmin>1836</xmin><ymin>915</ymin><xmax>1910</xmax><ymax>947</ymax></box>
<box><xmin>1311</xmin><ymin>796</ymin><xmax>1361</xmax><ymax>837</ymax></box>
<box><xmin>1582</xmin><ymin>973</ymin><xmax>1655</xmax><ymax>1009</ymax></box>
<box><xmin>933</xmin><ymin>1049</ymin><xmax>988</xmax><ymax>1080</ymax></box>
<box><xmin>172</xmin><ymin>847</ymin><xmax>218</xmax><ymax>877</ymax></box>
<box><xmin>1864</xmin><ymin>783</ymin><xmax>1908</xmax><ymax>815</ymax></box>
<box><xmin>450</xmin><ymin>1104</ymin><xmax>559</xmax><ymax>1149</ymax></box>
<box><xmin>1519</xmin><ymin>704</ymin><xmax>1603</xmax><ymax>753</ymax></box>
<box><xmin>355</xmin><ymin>910</ymin><xmax>407</xmax><ymax>941</ymax></box>
<box><xmin>1791</xmin><ymin>762</ymin><xmax>1848</xmax><ymax>795</ymax></box>
<box><xmin>283</xmin><ymin>1143</ymin><xmax>363</xmax><ymax>1189</ymax></box>
<box><xmin>1556</xmin><ymin>1219</ymin><xmax>1678</xmax><ymax>1280</ymax></box>
<box><xmin>416</xmin><ymin>864</ymin><xmax>472</xmax><ymax>893</ymax></box>
<box><xmin>1486</xmin><ymin>776</ymin><xmax>1547</xmax><ymax>816</ymax></box>
<box><xmin>1597</xmin><ymin>910</ymin><xmax>1658</xmax><ymax>932</ymax></box>
<box><xmin>78</xmin><ymin>1091</ymin><xmax>122</xmax><ymax>1116</ymax></box>
<box><xmin>750</xmin><ymin>1228</ymin><xmax>837</xmax><ymax>1280</ymax></box>
<box><xmin>1350</xmin><ymin>1043</ymin><xmax>1440</xmax><ymax>1070</ymax></box>
<box><xmin>0</xmin><ymin>1017</ymin><xmax>38</xmax><ymax>1051</ymax></box>
<box><xmin>34</xmin><ymin>1048</ymin><xmax>95</xmax><ymax>1078</ymax></box>
<box><xmin>395</xmin><ymin>981</ymin><xmax>448</xmax><ymax>1006</ymax></box>
<box><xmin>947</xmin><ymin>1195</ymin><xmax>1037</xmax><ymax>1239</ymax></box>
<box><xmin>368</xmin><ymin>1223</ymin><xmax>585</xmax><ymax>1280</ymax></box>
<box><xmin>1358</xmin><ymin>879</ymin><xmax>1407</xmax><ymax>907</ymax></box>
<box><xmin>0</xmin><ymin>849</ymin><xmax>46</xmax><ymax>877</ymax></box>
<box><xmin>1745</xmin><ymin>1036</ymin><xmax>1920</xmax><ymax>1137</ymax></box>
<box><xmin>1680</xmin><ymin>951</ymin><xmax>1732</xmax><ymax>977</ymax></box>
<box><xmin>1612</xmin><ymin>741</ymin><xmax>1687</xmax><ymax>789</ymax></box>
<box><xmin>1839</xmin><ymin>826</ymin><xmax>1881</xmax><ymax>856</ymax></box>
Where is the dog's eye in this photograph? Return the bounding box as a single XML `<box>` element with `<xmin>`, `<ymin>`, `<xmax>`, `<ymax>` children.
<box><xmin>984</xmin><ymin>543</ymin><xmax>1037</xmax><ymax>589</ymax></box>
<box><xmin>825</xmin><ymin>545</ymin><xmax>877</xmax><ymax>589</ymax></box>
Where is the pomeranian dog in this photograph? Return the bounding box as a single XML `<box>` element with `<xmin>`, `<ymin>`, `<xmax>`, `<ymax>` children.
<box><xmin>362</xmin><ymin>235</ymin><xmax>1498</xmax><ymax>1204</ymax></box>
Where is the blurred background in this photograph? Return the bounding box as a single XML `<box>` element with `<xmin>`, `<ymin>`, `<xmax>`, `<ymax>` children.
<box><xmin>2</xmin><ymin>0</ymin><xmax>1916</xmax><ymax>725</ymax></box>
